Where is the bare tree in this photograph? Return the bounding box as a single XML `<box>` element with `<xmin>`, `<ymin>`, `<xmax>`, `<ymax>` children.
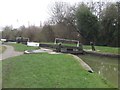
<box><xmin>49</xmin><ymin>2</ymin><xmax>80</xmax><ymax>39</ymax></box>
<box><xmin>49</xmin><ymin>2</ymin><xmax>76</xmax><ymax>25</ymax></box>
<box><xmin>2</xmin><ymin>26</ymin><xmax>13</xmax><ymax>39</ymax></box>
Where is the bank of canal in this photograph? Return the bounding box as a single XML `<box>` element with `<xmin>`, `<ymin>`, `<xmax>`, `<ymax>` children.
<box><xmin>78</xmin><ymin>54</ymin><xmax>118</xmax><ymax>87</ymax></box>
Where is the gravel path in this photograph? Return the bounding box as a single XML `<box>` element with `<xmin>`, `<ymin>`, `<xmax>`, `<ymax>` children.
<box><xmin>0</xmin><ymin>45</ymin><xmax>23</xmax><ymax>60</ymax></box>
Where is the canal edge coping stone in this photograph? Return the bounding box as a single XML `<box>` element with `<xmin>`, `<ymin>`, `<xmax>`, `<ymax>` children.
<box><xmin>69</xmin><ymin>54</ymin><xmax>94</xmax><ymax>73</ymax></box>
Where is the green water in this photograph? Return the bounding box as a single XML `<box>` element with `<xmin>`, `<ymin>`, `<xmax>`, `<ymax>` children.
<box><xmin>78</xmin><ymin>54</ymin><xmax>118</xmax><ymax>87</ymax></box>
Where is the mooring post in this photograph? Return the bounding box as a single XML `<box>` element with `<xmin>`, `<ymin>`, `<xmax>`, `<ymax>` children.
<box><xmin>90</xmin><ymin>42</ymin><xmax>96</xmax><ymax>51</ymax></box>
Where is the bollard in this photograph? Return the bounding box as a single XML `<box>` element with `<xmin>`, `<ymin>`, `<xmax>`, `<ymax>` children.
<box><xmin>90</xmin><ymin>42</ymin><xmax>96</xmax><ymax>51</ymax></box>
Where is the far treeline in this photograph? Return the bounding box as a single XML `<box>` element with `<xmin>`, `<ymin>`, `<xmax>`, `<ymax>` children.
<box><xmin>1</xmin><ymin>2</ymin><xmax>120</xmax><ymax>47</ymax></box>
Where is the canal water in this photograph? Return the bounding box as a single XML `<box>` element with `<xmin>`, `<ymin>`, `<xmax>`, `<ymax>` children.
<box><xmin>78</xmin><ymin>54</ymin><xmax>118</xmax><ymax>87</ymax></box>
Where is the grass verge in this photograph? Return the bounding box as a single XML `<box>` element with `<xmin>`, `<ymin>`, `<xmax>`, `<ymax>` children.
<box><xmin>2</xmin><ymin>53</ymin><xmax>113</xmax><ymax>88</ymax></box>
<box><xmin>10</xmin><ymin>43</ymin><xmax>39</xmax><ymax>51</ymax></box>
<box><xmin>83</xmin><ymin>45</ymin><xmax>119</xmax><ymax>54</ymax></box>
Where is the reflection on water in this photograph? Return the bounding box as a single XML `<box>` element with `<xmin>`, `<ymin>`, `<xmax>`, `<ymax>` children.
<box><xmin>78</xmin><ymin>54</ymin><xmax>118</xmax><ymax>87</ymax></box>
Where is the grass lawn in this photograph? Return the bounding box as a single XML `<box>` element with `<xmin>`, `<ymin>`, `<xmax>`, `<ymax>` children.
<box><xmin>10</xmin><ymin>43</ymin><xmax>39</xmax><ymax>51</ymax></box>
<box><xmin>2</xmin><ymin>43</ymin><xmax>116</xmax><ymax>88</ymax></box>
<box><xmin>0</xmin><ymin>46</ymin><xmax>6</xmax><ymax>53</ymax></box>
<box><xmin>83</xmin><ymin>45</ymin><xmax>119</xmax><ymax>54</ymax></box>
<box><xmin>2</xmin><ymin>53</ymin><xmax>113</xmax><ymax>88</ymax></box>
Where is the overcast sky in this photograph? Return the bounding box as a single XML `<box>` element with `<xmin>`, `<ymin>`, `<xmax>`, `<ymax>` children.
<box><xmin>0</xmin><ymin>0</ymin><xmax>118</xmax><ymax>30</ymax></box>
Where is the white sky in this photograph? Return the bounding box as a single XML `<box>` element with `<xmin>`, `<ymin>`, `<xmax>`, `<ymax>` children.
<box><xmin>0</xmin><ymin>0</ymin><xmax>118</xmax><ymax>30</ymax></box>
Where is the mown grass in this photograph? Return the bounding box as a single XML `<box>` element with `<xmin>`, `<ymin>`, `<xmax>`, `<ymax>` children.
<box><xmin>0</xmin><ymin>46</ymin><xmax>6</xmax><ymax>53</ymax></box>
<box><xmin>83</xmin><ymin>45</ymin><xmax>119</xmax><ymax>54</ymax></box>
<box><xmin>10</xmin><ymin>43</ymin><xmax>39</xmax><ymax>51</ymax></box>
<box><xmin>2</xmin><ymin>43</ymin><xmax>115</xmax><ymax>88</ymax></box>
<box><xmin>2</xmin><ymin>53</ymin><xmax>113</xmax><ymax>88</ymax></box>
